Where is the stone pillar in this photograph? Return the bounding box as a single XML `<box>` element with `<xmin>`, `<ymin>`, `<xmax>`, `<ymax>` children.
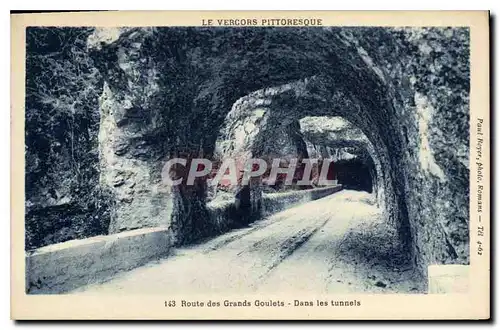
<box><xmin>90</xmin><ymin>28</ymin><xmax>180</xmax><ymax>234</ymax></box>
<box><xmin>98</xmin><ymin>83</ymin><xmax>174</xmax><ymax>233</ymax></box>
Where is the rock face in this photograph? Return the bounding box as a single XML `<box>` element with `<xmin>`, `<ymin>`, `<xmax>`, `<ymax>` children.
<box><xmin>26</xmin><ymin>26</ymin><xmax>469</xmax><ymax>275</ymax></box>
<box><xmin>24</xmin><ymin>27</ymin><xmax>111</xmax><ymax>250</ymax></box>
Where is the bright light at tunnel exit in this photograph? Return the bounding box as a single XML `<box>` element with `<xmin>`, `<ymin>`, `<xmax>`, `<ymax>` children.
<box><xmin>161</xmin><ymin>158</ymin><xmax>338</xmax><ymax>187</ymax></box>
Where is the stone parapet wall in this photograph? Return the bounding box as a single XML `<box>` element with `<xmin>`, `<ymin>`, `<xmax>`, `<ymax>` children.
<box><xmin>26</xmin><ymin>227</ymin><xmax>172</xmax><ymax>294</ymax></box>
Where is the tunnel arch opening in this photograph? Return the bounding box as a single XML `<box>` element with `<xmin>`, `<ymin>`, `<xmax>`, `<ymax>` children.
<box><xmin>211</xmin><ymin>77</ymin><xmax>403</xmax><ymax>244</ymax></box>
<box><xmin>297</xmin><ymin>115</ymin><xmax>379</xmax><ymax>195</ymax></box>
<box><xmin>92</xmin><ymin>26</ymin><xmax>470</xmax><ymax>279</ymax></box>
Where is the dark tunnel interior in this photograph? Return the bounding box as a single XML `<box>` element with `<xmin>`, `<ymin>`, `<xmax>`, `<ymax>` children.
<box><xmin>334</xmin><ymin>158</ymin><xmax>373</xmax><ymax>193</ymax></box>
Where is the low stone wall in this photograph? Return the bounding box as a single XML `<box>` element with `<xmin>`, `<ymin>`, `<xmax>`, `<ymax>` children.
<box><xmin>428</xmin><ymin>264</ymin><xmax>469</xmax><ymax>294</ymax></box>
<box><xmin>26</xmin><ymin>227</ymin><xmax>172</xmax><ymax>294</ymax></box>
<box><xmin>26</xmin><ymin>186</ymin><xmax>341</xmax><ymax>294</ymax></box>
<box><xmin>262</xmin><ymin>185</ymin><xmax>343</xmax><ymax>216</ymax></box>
<box><xmin>204</xmin><ymin>186</ymin><xmax>343</xmax><ymax>237</ymax></box>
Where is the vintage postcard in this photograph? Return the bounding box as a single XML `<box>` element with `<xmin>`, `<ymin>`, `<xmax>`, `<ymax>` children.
<box><xmin>11</xmin><ymin>10</ymin><xmax>490</xmax><ymax>320</ymax></box>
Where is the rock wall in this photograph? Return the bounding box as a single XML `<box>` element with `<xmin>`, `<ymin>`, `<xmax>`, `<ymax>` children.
<box><xmin>349</xmin><ymin>28</ymin><xmax>470</xmax><ymax>266</ymax></box>
<box><xmin>25</xmin><ymin>27</ymin><xmax>110</xmax><ymax>250</ymax></box>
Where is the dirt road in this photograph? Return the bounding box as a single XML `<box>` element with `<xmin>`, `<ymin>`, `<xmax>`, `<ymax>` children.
<box><xmin>75</xmin><ymin>190</ymin><xmax>424</xmax><ymax>294</ymax></box>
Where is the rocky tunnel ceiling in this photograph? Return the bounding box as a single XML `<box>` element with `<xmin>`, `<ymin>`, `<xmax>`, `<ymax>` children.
<box><xmin>87</xmin><ymin>26</ymin><xmax>470</xmax><ymax>274</ymax></box>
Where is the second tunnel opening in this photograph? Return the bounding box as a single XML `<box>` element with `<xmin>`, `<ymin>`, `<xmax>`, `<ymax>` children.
<box><xmin>334</xmin><ymin>157</ymin><xmax>373</xmax><ymax>193</ymax></box>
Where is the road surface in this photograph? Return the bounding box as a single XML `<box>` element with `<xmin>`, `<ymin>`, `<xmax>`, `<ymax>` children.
<box><xmin>74</xmin><ymin>190</ymin><xmax>423</xmax><ymax>294</ymax></box>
